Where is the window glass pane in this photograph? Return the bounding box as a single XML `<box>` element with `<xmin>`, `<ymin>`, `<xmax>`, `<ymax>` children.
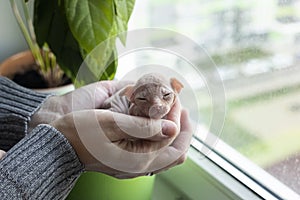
<box><xmin>122</xmin><ymin>0</ymin><xmax>300</xmax><ymax>195</ymax></box>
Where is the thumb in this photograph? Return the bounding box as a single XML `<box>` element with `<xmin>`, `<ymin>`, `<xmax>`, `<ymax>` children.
<box><xmin>161</xmin><ymin>120</ymin><xmax>178</xmax><ymax>138</ymax></box>
<box><xmin>110</xmin><ymin>112</ymin><xmax>163</xmax><ymax>139</ymax></box>
<box><xmin>0</xmin><ymin>150</ymin><xmax>6</xmax><ymax>160</ymax></box>
<box><xmin>101</xmin><ymin>111</ymin><xmax>178</xmax><ymax>142</ymax></box>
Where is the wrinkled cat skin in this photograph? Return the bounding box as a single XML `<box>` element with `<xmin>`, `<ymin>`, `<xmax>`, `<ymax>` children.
<box><xmin>103</xmin><ymin>73</ymin><xmax>183</xmax><ymax>119</ymax></box>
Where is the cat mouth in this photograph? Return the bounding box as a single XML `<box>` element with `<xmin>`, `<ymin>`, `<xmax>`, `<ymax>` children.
<box><xmin>148</xmin><ymin>105</ymin><xmax>168</xmax><ymax>119</ymax></box>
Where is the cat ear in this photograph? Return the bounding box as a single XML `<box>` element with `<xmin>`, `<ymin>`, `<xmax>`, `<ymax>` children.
<box><xmin>170</xmin><ymin>78</ymin><xmax>184</xmax><ymax>94</ymax></box>
<box><xmin>120</xmin><ymin>85</ymin><xmax>135</xmax><ymax>101</ymax></box>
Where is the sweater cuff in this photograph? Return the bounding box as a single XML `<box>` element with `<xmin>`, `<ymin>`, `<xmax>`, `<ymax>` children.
<box><xmin>0</xmin><ymin>124</ymin><xmax>84</xmax><ymax>199</ymax></box>
<box><xmin>0</xmin><ymin>76</ymin><xmax>50</xmax><ymax>118</ymax></box>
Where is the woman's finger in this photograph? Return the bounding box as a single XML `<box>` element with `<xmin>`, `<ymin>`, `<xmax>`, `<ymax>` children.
<box><xmin>95</xmin><ymin>111</ymin><xmax>176</xmax><ymax>143</ymax></box>
<box><xmin>0</xmin><ymin>150</ymin><xmax>6</xmax><ymax>160</ymax></box>
<box><xmin>165</xmin><ymin>98</ymin><xmax>181</xmax><ymax>128</ymax></box>
<box><xmin>145</xmin><ymin>109</ymin><xmax>193</xmax><ymax>172</ymax></box>
<box><xmin>68</xmin><ymin>80</ymin><xmax>133</xmax><ymax>111</ymax></box>
<box><xmin>94</xmin><ymin>80</ymin><xmax>134</xmax><ymax>108</ymax></box>
<box><xmin>99</xmin><ymin>80</ymin><xmax>134</xmax><ymax>97</ymax></box>
<box><xmin>108</xmin><ymin>112</ymin><xmax>163</xmax><ymax>139</ymax></box>
<box><xmin>180</xmin><ymin>109</ymin><xmax>193</xmax><ymax>133</ymax></box>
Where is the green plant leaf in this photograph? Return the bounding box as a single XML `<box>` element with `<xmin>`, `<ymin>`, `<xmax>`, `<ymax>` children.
<box><xmin>72</xmin><ymin>48</ymin><xmax>117</xmax><ymax>88</ymax></box>
<box><xmin>34</xmin><ymin>0</ymin><xmax>83</xmax><ymax>82</ymax></box>
<box><xmin>100</xmin><ymin>47</ymin><xmax>118</xmax><ymax>80</ymax></box>
<box><xmin>65</xmin><ymin>0</ymin><xmax>118</xmax><ymax>83</ymax></box>
<box><xmin>34</xmin><ymin>0</ymin><xmax>135</xmax><ymax>86</ymax></box>
<box><xmin>113</xmin><ymin>0</ymin><xmax>135</xmax><ymax>44</ymax></box>
<box><xmin>64</xmin><ymin>0</ymin><xmax>115</xmax><ymax>52</ymax></box>
<box><xmin>113</xmin><ymin>0</ymin><xmax>128</xmax><ymax>44</ymax></box>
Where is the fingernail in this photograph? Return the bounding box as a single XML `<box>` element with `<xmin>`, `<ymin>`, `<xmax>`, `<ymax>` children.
<box><xmin>162</xmin><ymin>121</ymin><xmax>177</xmax><ymax>137</ymax></box>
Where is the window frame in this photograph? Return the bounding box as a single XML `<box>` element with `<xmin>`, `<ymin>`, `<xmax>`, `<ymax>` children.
<box><xmin>157</xmin><ymin>135</ymin><xmax>300</xmax><ymax>200</ymax></box>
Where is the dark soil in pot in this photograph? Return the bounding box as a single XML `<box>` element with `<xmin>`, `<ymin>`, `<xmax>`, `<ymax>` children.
<box><xmin>13</xmin><ymin>69</ymin><xmax>48</xmax><ymax>88</ymax></box>
<box><xmin>12</xmin><ymin>65</ymin><xmax>71</xmax><ymax>89</ymax></box>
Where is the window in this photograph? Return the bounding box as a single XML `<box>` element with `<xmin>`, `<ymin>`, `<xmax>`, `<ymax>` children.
<box><xmin>116</xmin><ymin>0</ymin><xmax>300</xmax><ymax>197</ymax></box>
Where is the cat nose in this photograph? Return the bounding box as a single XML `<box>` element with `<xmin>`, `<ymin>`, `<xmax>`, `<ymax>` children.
<box><xmin>148</xmin><ymin>105</ymin><xmax>168</xmax><ymax>119</ymax></box>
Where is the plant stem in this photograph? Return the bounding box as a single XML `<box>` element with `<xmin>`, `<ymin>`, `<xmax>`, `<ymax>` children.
<box><xmin>10</xmin><ymin>0</ymin><xmax>46</xmax><ymax>72</ymax></box>
<box><xmin>21</xmin><ymin>0</ymin><xmax>36</xmax><ymax>44</ymax></box>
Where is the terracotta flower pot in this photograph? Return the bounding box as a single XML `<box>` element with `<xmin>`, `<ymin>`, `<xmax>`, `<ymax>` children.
<box><xmin>0</xmin><ymin>50</ymin><xmax>74</xmax><ymax>95</ymax></box>
<box><xmin>0</xmin><ymin>50</ymin><xmax>35</xmax><ymax>79</ymax></box>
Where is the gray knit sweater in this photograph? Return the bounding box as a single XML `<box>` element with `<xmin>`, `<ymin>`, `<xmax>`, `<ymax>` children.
<box><xmin>0</xmin><ymin>77</ymin><xmax>84</xmax><ymax>199</ymax></box>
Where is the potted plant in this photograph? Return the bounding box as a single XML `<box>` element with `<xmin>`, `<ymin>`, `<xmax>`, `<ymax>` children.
<box><xmin>0</xmin><ymin>0</ymin><xmax>156</xmax><ymax>199</ymax></box>
<box><xmin>1</xmin><ymin>0</ymin><xmax>133</xmax><ymax>89</ymax></box>
<box><xmin>0</xmin><ymin>0</ymin><xmax>72</xmax><ymax>92</ymax></box>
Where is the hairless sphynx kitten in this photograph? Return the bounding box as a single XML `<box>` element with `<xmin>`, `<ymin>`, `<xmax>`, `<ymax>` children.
<box><xmin>103</xmin><ymin>73</ymin><xmax>184</xmax><ymax>119</ymax></box>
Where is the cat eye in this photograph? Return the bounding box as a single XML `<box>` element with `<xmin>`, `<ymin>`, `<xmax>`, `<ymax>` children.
<box><xmin>163</xmin><ymin>93</ymin><xmax>172</xmax><ymax>99</ymax></box>
<box><xmin>137</xmin><ymin>97</ymin><xmax>147</xmax><ymax>101</ymax></box>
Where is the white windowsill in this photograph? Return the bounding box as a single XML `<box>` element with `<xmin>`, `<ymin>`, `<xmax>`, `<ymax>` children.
<box><xmin>153</xmin><ymin>137</ymin><xmax>300</xmax><ymax>200</ymax></box>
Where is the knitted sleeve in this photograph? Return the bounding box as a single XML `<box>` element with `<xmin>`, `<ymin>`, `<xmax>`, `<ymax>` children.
<box><xmin>0</xmin><ymin>124</ymin><xmax>84</xmax><ymax>199</ymax></box>
<box><xmin>0</xmin><ymin>77</ymin><xmax>84</xmax><ymax>199</ymax></box>
<box><xmin>0</xmin><ymin>76</ymin><xmax>50</xmax><ymax>151</ymax></box>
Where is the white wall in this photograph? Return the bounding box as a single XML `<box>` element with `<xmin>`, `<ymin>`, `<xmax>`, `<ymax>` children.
<box><xmin>0</xmin><ymin>1</ymin><xmax>28</xmax><ymax>63</ymax></box>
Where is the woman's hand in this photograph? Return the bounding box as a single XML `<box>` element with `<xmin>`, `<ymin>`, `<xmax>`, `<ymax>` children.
<box><xmin>30</xmin><ymin>80</ymin><xmax>193</xmax><ymax>179</ymax></box>
<box><xmin>29</xmin><ymin>81</ymin><xmax>131</xmax><ymax>131</ymax></box>
<box><xmin>0</xmin><ymin>150</ymin><xmax>6</xmax><ymax>160</ymax></box>
<box><xmin>50</xmin><ymin>100</ymin><xmax>193</xmax><ymax>179</ymax></box>
<box><xmin>115</xmin><ymin>109</ymin><xmax>193</xmax><ymax>179</ymax></box>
